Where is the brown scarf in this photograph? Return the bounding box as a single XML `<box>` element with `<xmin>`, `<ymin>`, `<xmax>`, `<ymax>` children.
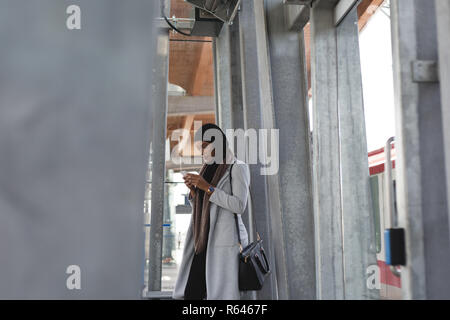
<box><xmin>192</xmin><ymin>162</ymin><xmax>230</xmax><ymax>254</ymax></box>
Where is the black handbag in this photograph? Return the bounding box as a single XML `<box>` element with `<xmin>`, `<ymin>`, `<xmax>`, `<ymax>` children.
<box><xmin>229</xmin><ymin>163</ymin><xmax>271</xmax><ymax>291</ymax></box>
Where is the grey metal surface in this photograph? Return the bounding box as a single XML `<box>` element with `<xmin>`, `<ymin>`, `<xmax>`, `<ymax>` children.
<box><xmin>215</xmin><ymin>25</ymin><xmax>233</xmax><ymax>131</ymax></box>
<box><xmin>285</xmin><ymin>4</ymin><xmax>310</xmax><ymax>31</ymax></box>
<box><xmin>148</xmin><ymin>8</ymin><xmax>170</xmax><ymax>291</ymax></box>
<box><xmin>334</xmin><ymin>0</ymin><xmax>358</xmax><ymax>25</ymax></box>
<box><xmin>0</xmin><ymin>0</ymin><xmax>156</xmax><ymax>299</ymax></box>
<box><xmin>228</xmin><ymin>16</ymin><xmax>252</xmax><ymax>247</ymax></box>
<box><xmin>436</xmin><ymin>0</ymin><xmax>450</xmax><ymax>243</ymax></box>
<box><xmin>411</xmin><ymin>60</ymin><xmax>439</xmax><ymax>83</ymax></box>
<box><xmin>336</xmin><ymin>7</ymin><xmax>379</xmax><ymax>300</ymax></box>
<box><xmin>213</xmin><ymin>39</ymin><xmax>220</xmax><ymax>124</ymax></box>
<box><xmin>385</xmin><ymin>138</ymin><xmax>396</xmax><ymax>228</ymax></box>
<box><xmin>238</xmin><ymin>0</ymin><xmax>277</xmax><ymax>300</ymax></box>
<box><xmin>255</xmin><ymin>0</ymin><xmax>288</xmax><ymax>300</ymax></box>
<box><xmin>310</xmin><ymin>0</ymin><xmax>345</xmax><ymax>300</ymax></box>
<box><xmin>230</xmin><ymin>17</ymin><xmax>245</xmax><ymax>135</ymax></box>
<box><xmin>391</xmin><ymin>0</ymin><xmax>450</xmax><ymax>300</ymax></box>
<box><xmin>264</xmin><ymin>0</ymin><xmax>316</xmax><ymax>300</ymax></box>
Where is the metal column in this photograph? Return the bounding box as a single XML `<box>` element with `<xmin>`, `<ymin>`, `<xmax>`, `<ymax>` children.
<box><xmin>215</xmin><ymin>19</ymin><xmax>244</xmax><ymax>132</ymax></box>
<box><xmin>336</xmin><ymin>7</ymin><xmax>379</xmax><ymax>300</ymax></box>
<box><xmin>238</xmin><ymin>0</ymin><xmax>278</xmax><ymax>300</ymax></box>
<box><xmin>264</xmin><ymin>0</ymin><xmax>316</xmax><ymax>300</ymax></box>
<box><xmin>230</xmin><ymin>18</ymin><xmax>245</xmax><ymax>133</ymax></box>
<box><xmin>310</xmin><ymin>0</ymin><xmax>345</xmax><ymax>300</ymax></box>
<box><xmin>214</xmin><ymin>25</ymin><xmax>233</xmax><ymax>131</ymax></box>
<box><xmin>436</xmin><ymin>0</ymin><xmax>450</xmax><ymax>239</ymax></box>
<box><xmin>253</xmin><ymin>0</ymin><xmax>286</xmax><ymax>300</ymax></box>
<box><xmin>391</xmin><ymin>0</ymin><xmax>450</xmax><ymax>299</ymax></box>
<box><xmin>148</xmin><ymin>4</ymin><xmax>170</xmax><ymax>292</ymax></box>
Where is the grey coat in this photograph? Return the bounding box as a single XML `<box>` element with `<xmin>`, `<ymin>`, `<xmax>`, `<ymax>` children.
<box><xmin>172</xmin><ymin>159</ymin><xmax>250</xmax><ymax>300</ymax></box>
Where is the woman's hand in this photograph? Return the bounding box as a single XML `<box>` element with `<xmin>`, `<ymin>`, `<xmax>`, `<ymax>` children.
<box><xmin>183</xmin><ymin>175</ymin><xmax>197</xmax><ymax>199</ymax></box>
<box><xmin>184</xmin><ymin>173</ymin><xmax>210</xmax><ymax>192</ymax></box>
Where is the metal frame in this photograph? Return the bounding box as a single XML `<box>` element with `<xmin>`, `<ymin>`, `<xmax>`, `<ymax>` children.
<box><xmin>147</xmin><ymin>0</ymin><xmax>170</xmax><ymax>293</ymax></box>
<box><xmin>264</xmin><ymin>0</ymin><xmax>317</xmax><ymax>300</ymax></box>
<box><xmin>436</xmin><ymin>0</ymin><xmax>450</xmax><ymax>244</ymax></box>
<box><xmin>336</xmin><ymin>6</ymin><xmax>379</xmax><ymax>300</ymax></box>
<box><xmin>238</xmin><ymin>0</ymin><xmax>277</xmax><ymax>300</ymax></box>
<box><xmin>391</xmin><ymin>0</ymin><xmax>450</xmax><ymax>299</ymax></box>
<box><xmin>310</xmin><ymin>0</ymin><xmax>379</xmax><ymax>300</ymax></box>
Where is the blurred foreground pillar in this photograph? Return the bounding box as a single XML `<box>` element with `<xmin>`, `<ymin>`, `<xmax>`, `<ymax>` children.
<box><xmin>0</xmin><ymin>0</ymin><xmax>156</xmax><ymax>299</ymax></box>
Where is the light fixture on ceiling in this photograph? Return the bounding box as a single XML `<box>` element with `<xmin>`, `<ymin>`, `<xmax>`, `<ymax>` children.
<box><xmin>168</xmin><ymin>83</ymin><xmax>187</xmax><ymax>97</ymax></box>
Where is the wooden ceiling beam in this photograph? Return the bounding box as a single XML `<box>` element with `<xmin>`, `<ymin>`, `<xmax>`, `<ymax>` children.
<box><xmin>189</xmin><ymin>42</ymin><xmax>214</xmax><ymax>96</ymax></box>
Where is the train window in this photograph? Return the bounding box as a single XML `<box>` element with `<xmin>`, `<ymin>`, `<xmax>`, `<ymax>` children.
<box><xmin>370</xmin><ymin>175</ymin><xmax>382</xmax><ymax>253</ymax></box>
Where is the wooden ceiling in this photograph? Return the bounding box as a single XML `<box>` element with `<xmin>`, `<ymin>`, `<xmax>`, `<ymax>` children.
<box><xmin>167</xmin><ymin>0</ymin><xmax>384</xmax><ymax>98</ymax></box>
<box><xmin>169</xmin><ymin>0</ymin><xmax>214</xmax><ymax>97</ymax></box>
<box><xmin>166</xmin><ymin>0</ymin><xmax>384</xmax><ymax>170</ymax></box>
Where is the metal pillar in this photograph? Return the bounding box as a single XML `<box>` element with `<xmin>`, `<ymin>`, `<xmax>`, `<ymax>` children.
<box><xmin>310</xmin><ymin>0</ymin><xmax>345</xmax><ymax>300</ymax></box>
<box><xmin>264</xmin><ymin>0</ymin><xmax>316</xmax><ymax>300</ymax></box>
<box><xmin>391</xmin><ymin>0</ymin><xmax>450</xmax><ymax>299</ymax></box>
<box><xmin>214</xmin><ymin>25</ymin><xmax>233</xmax><ymax>131</ymax></box>
<box><xmin>213</xmin><ymin>39</ymin><xmax>220</xmax><ymax>125</ymax></box>
<box><xmin>214</xmin><ymin>12</ymin><xmax>251</xmax><ymax>227</ymax></box>
<box><xmin>336</xmin><ymin>7</ymin><xmax>379</xmax><ymax>300</ymax></box>
<box><xmin>436</xmin><ymin>0</ymin><xmax>450</xmax><ymax>239</ymax></box>
<box><xmin>238</xmin><ymin>0</ymin><xmax>277</xmax><ymax>300</ymax></box>
<box><xmin>230</xmin><ymin>18</ymin><xmax>245</xmax><ymax>133</ymax></box>
<box><xmin>228</xmin><ymin>16</ymin><xmax>254</xmax><ymax>256</ymax></box>
<box><xmin>148</xmin><ymin>4</ymin><xmax>170</xmax><ymax>291</ymax></box>
<box><xmin>255</xmin><ymin>0</ymin><xmax>287</xmax><ymax>300</ymax></box>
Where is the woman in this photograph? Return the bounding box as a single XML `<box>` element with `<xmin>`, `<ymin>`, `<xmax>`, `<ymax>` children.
<box><xmin>172</xmin><ymin>123</ymin><xmax>250</xmax><ymax>300</ymax></box>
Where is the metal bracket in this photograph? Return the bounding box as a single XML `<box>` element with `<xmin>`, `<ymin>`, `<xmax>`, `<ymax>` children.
<box><xmin>334</xmin><ymin>0</ymin><xmax>358</xmax><ymax>26</ymax></box>
<box><xmin>283</xmin><ymin>0</ymin><xmax>313</xmax><ymax>31</ymax></box>
<box><xmin>412</xmin><ymin>60</ymin><xmax>439</xmax><ymax>83</ymax></box>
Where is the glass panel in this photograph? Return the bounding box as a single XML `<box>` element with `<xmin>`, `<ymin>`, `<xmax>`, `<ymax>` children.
<box><xmin>161</xmin><ymin>170</ymin><xmax>193</xmax><ymax>291</ymax></box>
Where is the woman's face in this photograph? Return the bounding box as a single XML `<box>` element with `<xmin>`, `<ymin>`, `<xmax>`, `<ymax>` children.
<box><xmin>195</xmin><ymin>141</ymin><xmax>216</xmax><ymax>163</ymax></box>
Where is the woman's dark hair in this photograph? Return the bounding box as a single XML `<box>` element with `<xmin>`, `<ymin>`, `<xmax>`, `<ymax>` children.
<box><xmin>194</xmin><ymin>123</ymin><xmax>228</xmax><ymax>160</ymax></box>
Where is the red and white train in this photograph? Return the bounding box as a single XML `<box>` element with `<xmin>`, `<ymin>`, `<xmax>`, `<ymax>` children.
<box><xmin>368</xmin><ymin>141</ymin><xmax>402</xmax><ymax>299</ymax></box>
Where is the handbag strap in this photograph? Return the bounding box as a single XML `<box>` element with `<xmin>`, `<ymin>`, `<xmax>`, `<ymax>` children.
<box><xmin>229</xmin><ymin>161</ymin><xmax>259</xmax><ymax>252</ymax></box>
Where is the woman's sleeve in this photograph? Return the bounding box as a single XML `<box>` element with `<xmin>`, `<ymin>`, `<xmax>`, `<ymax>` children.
<box><xmin>209</xmin><ymin>163</ymin><xmax>250</xmax><ymax>215</ymax></box>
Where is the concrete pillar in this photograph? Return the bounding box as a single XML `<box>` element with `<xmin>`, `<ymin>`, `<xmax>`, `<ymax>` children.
<box><xmin>391</xmin><ymin>0</ymin><xmax>450</xmax><ymax>299</ymax></box>
<box><xmin>336</xmin><ymin>8</ymin><xmax>379</xmax><ymax>300</ymax></box>
<box><xmin>238</xmin><ymin>0</ymin><xmax>278</xmax><ymax>300</ymax></box>
<box><xmin>310</xmin><ymin>0</ymin><xmax>345</xmax><ymax>300</ymax></box>
<box><xmin>148</xmin><ymin>15</ymin><xmax>170</xmax><ymax>291</ymax></box>
<box><xmin>264</xmin><ymin>0</ymin><xmax>316</xmax><ymax>300</ymax></box>
<box><xmin>436</xmin><ymin>1</ymin><xmax>450</xmax><ymax>240</ymax></box>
